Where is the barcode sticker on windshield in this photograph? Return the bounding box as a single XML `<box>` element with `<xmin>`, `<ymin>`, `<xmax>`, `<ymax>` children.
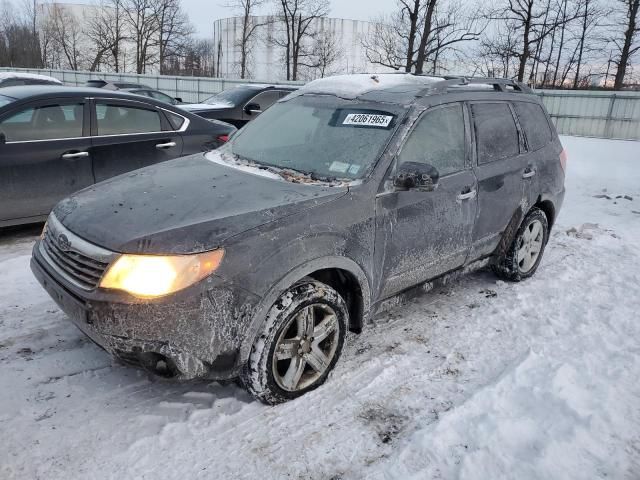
<box><xmin>343</xmin><ymin>113</ymin><xmax>393</xmax><ymax>128</ymax></box>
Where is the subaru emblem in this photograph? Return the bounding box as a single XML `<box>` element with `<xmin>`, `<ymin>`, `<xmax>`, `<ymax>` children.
<box><xmin>58</xmin><ymin>234</ymin><xmax>71</xmax><ymax>251</ymax></box>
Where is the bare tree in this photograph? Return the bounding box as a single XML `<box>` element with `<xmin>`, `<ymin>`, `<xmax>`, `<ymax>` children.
<box><xmin>227</xmin><ymin>0</ymin><xmax>269</xmax><ymax>78</ymax></box>
<box><xmin>272</xmin><ymin>0</ymin><xmax>329</xmax><ymax>80</ymax></box>
<box><xmin>361</xmin><ymin>14</ymin><xmax>407</xmax><ymax>70</ymax></box>
<box><xmin>0</xmin><ymin>0</ymin><xmax>42</xmax><ymax>67</ymax></box>
<box><xmin>44</xmin><ymin>3</ymin><xmax>84</xmax><ymax>70</ymax></box>
<box><xmin>416</xmin><ymin>1</ymin><xmax>485</xmax><ymax>74</ymax></box>
<box><xmin>363</xmin><ymin>0</ymin><xmax>483</xmax><ymax>74</ymax></box>
<box><xmin>156</xmin><ymin>0</ymin><xmax>193</xmax><ymax>74</ymax></box>
<box><xmin>85</xmin><ymin>0</ymin><xmax>128</xmax><ymax>71</ymax></box>
<box><xmin>300</xmin><ymin>29</ymin><xmax>342</xmax><ymax>78</ymax></box>
<box><xmin>613</xmin><ymin>0</ymin><xmax>639</xmax><ymax>89</ymax></box>
<box><xmin>122</xmin><ymin>0</ymin><xmax>160</xmax><ymax>73</ymax></box>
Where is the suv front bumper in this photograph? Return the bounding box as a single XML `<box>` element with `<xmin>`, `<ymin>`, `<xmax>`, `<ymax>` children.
<box><xmin>31</xmin><ymin>242</ymin><xmax>259</xmax><ymax>380</ymax></box>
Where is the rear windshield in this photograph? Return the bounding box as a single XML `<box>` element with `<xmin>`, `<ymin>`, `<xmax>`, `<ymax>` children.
<box><xmin>0</xmin><ymin>94</ymin><xmax>15</xmax><ymax>108</ymax></box>
<box><xmin>229</xmin><ymin>95</ymin><xmax>403</xmax><ymax>180</ymax></box>
<box><xmin>203</xmin><ymin>87</ymin><xmax>257</xmax><ymax>106</ymax></box>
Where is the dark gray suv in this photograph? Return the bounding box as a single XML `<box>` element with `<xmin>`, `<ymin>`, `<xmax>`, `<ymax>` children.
<box><xmin>31</xmin><ymin>74</ymin><xmax>566</xmax><ymax>404</ymax></box>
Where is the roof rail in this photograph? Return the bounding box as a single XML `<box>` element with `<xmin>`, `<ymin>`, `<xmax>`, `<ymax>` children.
<box><xmin>415</xmin><ymin>76</ymin><xmax>533</xmax><ymax>97</ymax></box>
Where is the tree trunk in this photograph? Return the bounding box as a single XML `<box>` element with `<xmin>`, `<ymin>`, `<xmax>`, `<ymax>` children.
<box><xmin>614</xmin><ymin>0</ymin><xmax>639</xmax><ymax>90</ymax></box>
<box><xmin>404</xmin><ymin>0</ymin><xmax>421</xmax><ymax>72</ymax></box>
<box><xmin>517</xmin><ymin>1</ymin><xmax>534</xmax><ymax>82</ymax></box>
<box><xmin>573</xmin><ymin>0</ymin><xmax>589</xmax><ymax>88</ymax></box>
<box><xmin>414</xmin><ymin>0</ymin><xmax>437</xmax><ymax>74</ymax></box>
<box><xmin>552</xmin><ymin>0</ymin><xmax>568</xmax><ymax>87</ymax></box>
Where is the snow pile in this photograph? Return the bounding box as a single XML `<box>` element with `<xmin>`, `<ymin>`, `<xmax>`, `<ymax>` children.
<box><xmin>1</xmin><ymin>136</ymin><xmax>639</xmax><ymax>479</ymax></box>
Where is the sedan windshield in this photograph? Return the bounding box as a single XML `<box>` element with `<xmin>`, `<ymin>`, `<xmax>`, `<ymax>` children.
<box><xmin>203</xmin><ymin>87</ymin><xmax>256</xmax><ymax>106</ymax></box>
<box><xmin>229</xmin><ymin>95</ymin><xmax>402</xmax><ymax>181</ymax></box>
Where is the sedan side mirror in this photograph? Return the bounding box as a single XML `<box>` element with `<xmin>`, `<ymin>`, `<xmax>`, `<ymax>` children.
<box><xmin>244</xmin><ymin>103</ymin><xmax>262</xmax><ymax>115</ymax></box>
<box><xmin>0</xmin><ymin>131</ymin><xmax>6</xmax><ymax>145</ymax></box>
<box><xmin>174</xmin><ymin>97</ymin><xmax>183</xmax><ymax>104</ymax></box>
<box><xmin>393</xmin><ymin>161</ymin><xmax>439</xmax><ymax>192</ymax></box>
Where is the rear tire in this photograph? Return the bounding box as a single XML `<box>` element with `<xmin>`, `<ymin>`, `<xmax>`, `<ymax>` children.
<box><xmin>240</xmin><ymin>279</ymin><xmax>348</xmax><ymax>405</ymax></box>
<box><xmin>493</xmin><ymin>207</ymin><xmax>549</xmax><ymax>282</ymax></box>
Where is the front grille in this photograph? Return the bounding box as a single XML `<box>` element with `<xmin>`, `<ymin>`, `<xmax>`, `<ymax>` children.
<box><xmin>39</xmin><ymin>215</ymin><xmax>116</xmax><ymax>291</ymax></box>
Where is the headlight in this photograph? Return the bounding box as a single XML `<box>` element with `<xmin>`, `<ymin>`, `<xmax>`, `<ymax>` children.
<box><xmin>99</xmin><ymin>250</ymin><xmax>224</xmax><ymax>298</ymax></box>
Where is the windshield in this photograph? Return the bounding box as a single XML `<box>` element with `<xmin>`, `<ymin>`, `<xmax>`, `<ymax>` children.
<box><xmin>203</xmin><ymin>86</ymin><xmax>257</xmax><ymax>106</ymax></box>
<box><xmin>229</xmin><ymin>95</ymin><xmax>402</xmax><ymax>181</ymax></box>
<box><xmin>0</xmin><ymin>94</ymin><xmax>15</xmax><ymax>108</ymax></box>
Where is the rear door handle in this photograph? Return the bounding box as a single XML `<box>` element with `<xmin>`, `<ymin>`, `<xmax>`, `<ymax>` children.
<box><xmin>61</xmin><ymin>151</ymin><xmax>89</xmax><ymax>160</ymax></box>
<box><xmin>523</xmin><ymin>168</ymin><xmax>536</xmax><ymax>179</ymax></box>
<box><xmin>156</xmin><ymin>141</ymin><xmax>177</xmax><ymax>149</ymax></box>
<box><xmin>457</xmin><ymin>189</ymin><xmax>477</xmax><ymax>201</ymax></box>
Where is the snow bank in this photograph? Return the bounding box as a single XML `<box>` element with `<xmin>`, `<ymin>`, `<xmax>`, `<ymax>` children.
<box><xmin>1</xmin><ymin>136</ymin><xmax>639</xmax><ymax>479</ymax></box>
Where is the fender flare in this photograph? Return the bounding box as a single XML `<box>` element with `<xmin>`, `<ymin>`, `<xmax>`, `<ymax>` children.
<box><xmin>238</xmin><ymin>255</ymin><xmax>372</xmax><ymax>364</ymax></box>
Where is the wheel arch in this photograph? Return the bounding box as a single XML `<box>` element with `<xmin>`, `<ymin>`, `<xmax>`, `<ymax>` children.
<box><xmin>534</xmin><ymin>197</ymin><xmax>556</xmax><ymax>230</ymax></box>
<box><xmin>239</xmin><ymin>256</ymin><xmax>371</xmax><ymax>365</ymax></box>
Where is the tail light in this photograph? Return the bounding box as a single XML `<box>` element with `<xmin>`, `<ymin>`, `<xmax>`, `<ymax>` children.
<box><xmin>559</xmin><ymin>149</ymin><xmax>567</xmax><ymax>173</ymax></box>
<box><xmin>217</xmin><ymin>134</ymin><xmax>230</xmax><ymax>143</ymax></box>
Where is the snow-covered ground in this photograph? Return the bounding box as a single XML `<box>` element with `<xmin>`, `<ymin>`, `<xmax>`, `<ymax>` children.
<box><xmin>1</xmin><ymin>136</ymin><xmax>639</xmax><ymax>479</ymax></box>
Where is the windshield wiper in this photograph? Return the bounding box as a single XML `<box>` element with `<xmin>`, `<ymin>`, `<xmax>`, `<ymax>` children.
<box><xmin>229</xmin><ymin>153</ymin><xmax>348</xmax><ymax>185</ymax></box>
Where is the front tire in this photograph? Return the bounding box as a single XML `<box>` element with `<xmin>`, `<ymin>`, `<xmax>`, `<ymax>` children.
<box><xmin>493</xmin><ymin>207</ymin><xmax>549</xmax><ymax>282</ymax></box>
<box><xmin>241</xmin><ymin>279</ymin><xmax>348</xmax><ymax>405</ymax></box>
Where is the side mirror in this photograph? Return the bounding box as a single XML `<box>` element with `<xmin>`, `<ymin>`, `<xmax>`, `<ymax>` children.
<box><xmin>0</xmin><ymin>131</ymin><xmax>6</xmax><ymax>145</ymax></box>
<box><xmin>393</xmin><ymin>161</ymin><xmax>439</xmax><ymax>192</ymax></box>
<box><xmin>244</xmin><ymin>103</ymin><xmax>262</xmax><ymax>115</ymax></box>
<box><xmin>174</xmin><ymin>97</ymin><xmax>183</xmax><ymax>104</ymax></box>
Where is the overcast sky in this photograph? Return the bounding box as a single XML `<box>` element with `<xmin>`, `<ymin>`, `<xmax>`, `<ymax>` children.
<box><xmin>181</xmin><ymin>0</ymin><xmax>395</xmax><ymax>37</ymax></box>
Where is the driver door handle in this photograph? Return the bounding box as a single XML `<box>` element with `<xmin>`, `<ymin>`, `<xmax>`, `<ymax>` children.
<box><xmin>156</xmin><ymin>141</ymin><xmax>177</xmax><ymax>149</ymax></box>
<box><xmin>61</xmin><ymin>151</ymin><xmax>89</xmax><ymax>160</ymax></box>
<box><xmin>523</xmin><ymin>168</ymin><xmax>536</xmax><ymax>179</ymax></box>
<box><xmin>457</xmin><ymin>189</ymin><xmax>477</xmax><ymax>201</ymax></box>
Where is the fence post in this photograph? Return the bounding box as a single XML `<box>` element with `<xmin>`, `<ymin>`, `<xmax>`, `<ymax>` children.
<box><xmin>604</xmin><ymin>93</ymin><xmax>617</xmax><ymax>139</ymax></box>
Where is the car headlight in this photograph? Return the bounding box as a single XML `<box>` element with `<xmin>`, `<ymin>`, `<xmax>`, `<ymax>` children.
<box><xmin>99</xmin><ymin>249</ymin><xmax>224</xmax><ymax>298</ymax></box>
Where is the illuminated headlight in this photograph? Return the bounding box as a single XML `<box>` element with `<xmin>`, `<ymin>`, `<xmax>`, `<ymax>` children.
<box><xmin>99</xmin><ymin>250</ymin><xmax>224</xmax><ymax>298</ymax></box>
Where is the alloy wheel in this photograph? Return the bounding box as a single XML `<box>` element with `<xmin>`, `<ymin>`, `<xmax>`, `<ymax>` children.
<box><xmin>272</xmin><ymin>304</ymin><xmax>340</xmax><ymax>392</ymax></box>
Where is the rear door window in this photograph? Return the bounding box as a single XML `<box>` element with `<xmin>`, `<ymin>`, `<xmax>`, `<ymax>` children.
<box><xmin>95</xmin><ymin>103</ymin><xmax>162</xmax><ymax>135</ymax></box>
<box><xmin>471</xmin><ymin>103</ymin><xmax>520</xmax><ymax>164</ymax></box>
<box><xmin>0</xmin><ymin>103</ymin><xmax>84</xmax><ymax>141</ymax></box>
<box><xmin>513</xmin><ymin>102</ymin><xmax>552</xmax><ymax>151</ymax></box>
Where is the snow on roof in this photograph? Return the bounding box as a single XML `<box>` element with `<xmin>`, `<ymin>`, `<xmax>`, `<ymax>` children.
<box><xmin>298</xmin><ymin>73</ymin><xmax>444</xmax><ymax>99</ymax></box>
<box><xmin>0</xmin><ymin>72</ymin><xmax>62</xmax><ymax>84</ymax></box>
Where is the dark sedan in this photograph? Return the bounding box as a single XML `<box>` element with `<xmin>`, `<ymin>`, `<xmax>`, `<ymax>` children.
<box><xmin>180</xmin><ymin>84</ymin><xmax>298</xmax><ymax>128</ymax></box>
<box><xmin>0</xmin><ymin>85</ymin><xmax>236</xmax><ymax>227</ymax></box>
<box><xmin>85</xmin><ymin>80</ymin><xmax>184</xmax><ymax>105</ymax></box>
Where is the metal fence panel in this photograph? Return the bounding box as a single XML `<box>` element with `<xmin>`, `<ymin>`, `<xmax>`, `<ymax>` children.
<box><xmin>1</xmin><ymin>67</ymin><xmax>639</xmax><ymax>140</ymax></box>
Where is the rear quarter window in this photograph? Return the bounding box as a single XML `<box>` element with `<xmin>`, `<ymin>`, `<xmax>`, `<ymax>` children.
<box><xmin>513</xmin><ymin>102</ymin><xmax>553</xmax><ymax>151</ymax></box>
<box><xmin>471</xmin><ymin>102</ymin><xmax>520</xmax><ymax>164</ymax></box>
